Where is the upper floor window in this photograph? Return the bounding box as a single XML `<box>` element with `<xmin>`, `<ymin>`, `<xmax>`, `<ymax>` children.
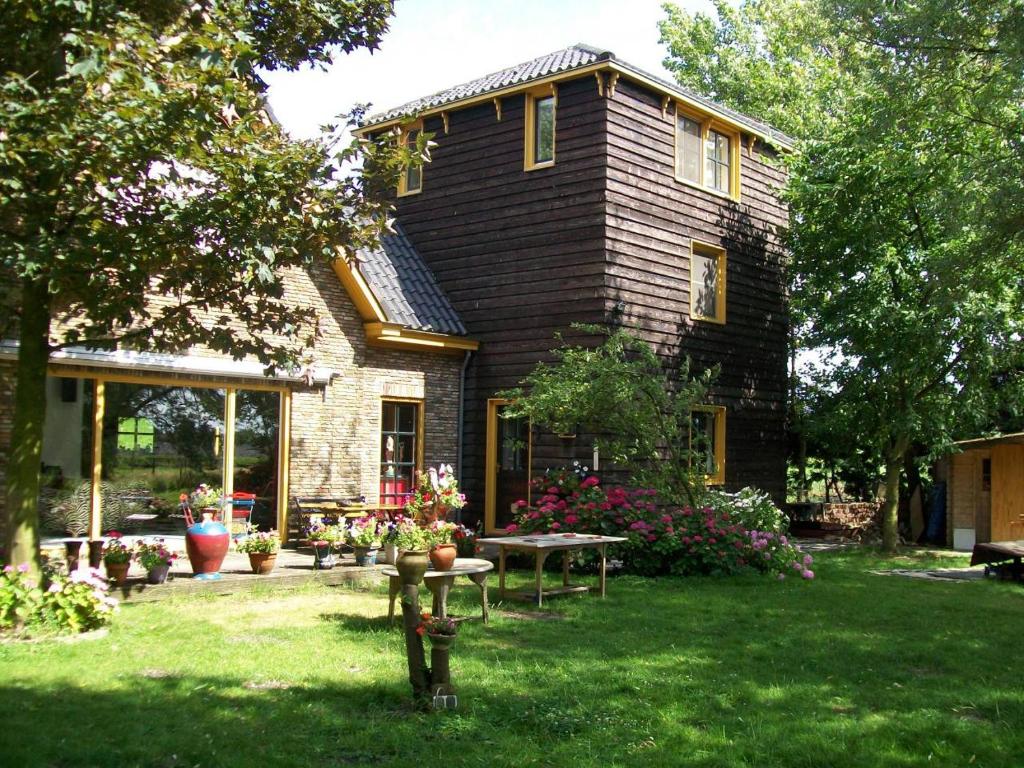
<box><xmin>675</xmin><ymin>105</ymin><xmax>740</xmax><ymax>199</ymax></box>
<box><xmin>525</xmin><ymin>87</ymin><xmax>556</xmax><ymax>170</ymax></box>
<box><xmin>398</xmin><ymin>122</ymin><xmax>423</xmax><ymax>196</ymax></box>
<box><xmin>690</xmin><ymin>240</ymin><xmax>727</xmax><ymax>324</ymax></box>
<box><xmin>690</xmin><ymin>406</ymin><xmax>726</xmax><ymax>485</ymax></box>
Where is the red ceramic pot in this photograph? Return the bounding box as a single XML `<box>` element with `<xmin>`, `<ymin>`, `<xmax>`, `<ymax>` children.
<box><xmin>185</xmin><ymin>518</ymin><xmax>230</xmax><ymax>580</ymax></box>
<box><xmin>429</xmin><ymin>543</ymin><xmax>457</xmax><ymax>571</ymax></box>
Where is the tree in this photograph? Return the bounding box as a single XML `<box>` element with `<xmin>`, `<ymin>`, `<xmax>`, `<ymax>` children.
<box><xmin>0</xmin><ymin>0</ymin><xmax>417</xmax><ymax>574</ymax></box>
<box><xmin>501</xmin><ymin>326</ymin><xmax>717</xmax><ymax>505</ymax></box>
<box><xmin>660</xmin><ymin>0</ymin><xmax>1024</xmax><ymax>550</ymax></box>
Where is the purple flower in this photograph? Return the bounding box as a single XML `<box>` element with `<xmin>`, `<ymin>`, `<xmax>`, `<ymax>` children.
<box><xmin>802</xmin><ymin>570</ymin><xmax>815</xmax><ymax>580</ymax></box>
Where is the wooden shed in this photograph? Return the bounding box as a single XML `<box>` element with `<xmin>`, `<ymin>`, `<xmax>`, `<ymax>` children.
<box><xmin>938</xmin><ymin>433</ymin><xmax>1024</xmax><ymax>550</ymax></box>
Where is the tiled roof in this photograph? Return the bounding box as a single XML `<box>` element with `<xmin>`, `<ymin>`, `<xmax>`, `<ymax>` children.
<box><xmin>364</xmin><ymin>43</ymin><xmax>793</xmax><ymax>148</ymax></box>
<box><xmin>357</xmin><ymin>223</ymin><xmax>467</xmax><ymax>336</ymax></box>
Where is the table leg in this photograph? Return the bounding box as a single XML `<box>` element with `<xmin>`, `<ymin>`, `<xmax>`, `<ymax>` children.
<box><xmin>468</xmin><ymin>572</ymin><xmax>490</xmax><ymax>624</ymax></box>
<box><xmin>535</xmin><ymin>550</ymin><xmax>550</xmax><ymax>607</ymax></box>
<box><xmin>599</xmin><ymin>544</ymin><xmax>608</xmax><ymax>597</ymax></box>
<box><xmin>387</xmin><ymin>575</ymin><xmax>399</xmax><ymax>625</ymax></box>
<box><xmin>498</xmin><ymin>546</ymin><xmax>507</xmax><ymax>599</ymax></box>
<box><xmin>563</xmin><ymin>549</ymin><xmax>571</xmax><ymax>586</ymax></box>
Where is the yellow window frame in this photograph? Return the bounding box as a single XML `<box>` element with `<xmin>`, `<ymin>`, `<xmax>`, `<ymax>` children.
<box><xmin>674</xmin><ymin>103</ymin><xmax>741</xmax><ymax>201</ymax></box>
<box><xmin>689</xmin><ymin>405</ymin><xmax>726</xmax><ymax>485</ymax></box>
<box><xmin>524</xmin><ymin>84</ymin><xmax>557</xmax><ymax>171</ymax></box>
<box><xmin>379</xmin><ymin>397</ymin><xmax>425</xmax><ymax>505</ymax></box>
<box><xmin>689</xmin><ymin>239</ymin><xmax>727</xmax><ymax>324</ymax></box>
<box><xmin>397</xmin><ymin>120</ymin><xmax>424</xmax><ymax>197</ymax></box>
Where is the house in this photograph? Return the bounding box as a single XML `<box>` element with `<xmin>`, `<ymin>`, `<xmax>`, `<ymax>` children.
<box><xmin>0</xmin><ymin>227</ymin><xmax>476</xmax><ymax>543</ymax></box>
<box><xmin>358</xmin><ymin>44</ymin><xmax>793</xmax><ymax>533</ymax></box>
<box><xmin>936</xmin><ymin>433</ymin><xmax>1024</xmax><ymax>549</ymax></box>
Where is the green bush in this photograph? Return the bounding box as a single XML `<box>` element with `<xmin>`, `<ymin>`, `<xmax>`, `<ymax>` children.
<box><xmin>0</xmin><ymin>565</ymin><xmax>117</xmax><ymax>637</ymax></box>
<box><xmin>701</xmin><ymin>487</ymin><xmax>789</xmax><ymax>535</ymax></box>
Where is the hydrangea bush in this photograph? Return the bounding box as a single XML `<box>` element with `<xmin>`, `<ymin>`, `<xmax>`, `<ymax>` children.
<box><xmin>507</xmin><ymin>466</ymin><xmax>813</xmax><ymax>580</ymax></box>
<box><xmin>1</xmin><ymin>564</ymin><xmax>118</xmax><ymax>637</ymax></box>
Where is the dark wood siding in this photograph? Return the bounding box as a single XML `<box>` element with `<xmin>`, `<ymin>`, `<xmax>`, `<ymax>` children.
<box><xmin>604</xmin><ymin>79</ymin><xmax>788</xmax><ymax>499</ymax></box>
<box><xmin>395</xmin><ymin>72</ymin><xmax>789</xmax><ymax>512</ymax></box>
<box><xmin>394</xmin><ymin>76</ymin><xmax>610</xmax><ymax>512</ymax></box>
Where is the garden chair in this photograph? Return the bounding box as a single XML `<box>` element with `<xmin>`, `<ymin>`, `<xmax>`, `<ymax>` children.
<box><xmin>228</xmin><ymin>491</ymin><xmax>257</xmax><ymax>540</ymax></box>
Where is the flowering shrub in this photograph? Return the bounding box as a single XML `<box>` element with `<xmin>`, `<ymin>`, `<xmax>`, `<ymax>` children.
<box><xmin>188</xmin><ymin>483</ymin><xmax>223</xmax><ymax>509</ymax></box>
<box><xmin>306</xmin><ymin>520</ymin><xmax>342</xmax><ymax>545</ymax></box>
<box><xmin>506</xmin><ymin>466</ymin><xmax>814</xmax><ymax>580</ymax></box>
<box><xmin>1</xmin><ymin>564</ymin><xmax>117</xmax><ymax>637</ymax></box>
<box><xmin>345</xmin><ymin>517</ymin><xmax>382</xmax><ymax>548</ymax></box>
<box><xmin>135</xmin><ymin>539</ymin><xmax>179</xmax><ymax>570</ymax></box>
<box><xmin>703</xmin><ymin>487</ymin><xmax>789</xmax><ymax>535</ymax></box>
<box><xmin>236</xmin><ymin>527</ymin><xmax>281</xmax><ymax>554</ymax></box>
<box><xmin>391</xmin><ymin>518</ymin><xmax>429</xmax><ymax>551</ymax></box>
<box><xmin>405</xmin><ymin>464</ymin><xmax>466</xmax><ymax>520</ymax></box>
<box><xmin>102</xmin><ymin>532</ymin><xmax>132</xmax><ymax>564</ymax></box>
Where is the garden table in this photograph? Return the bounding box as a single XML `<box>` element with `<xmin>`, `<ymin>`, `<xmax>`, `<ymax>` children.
<box><xmin>383</xmin><ymin>557</ymin><xmax>493</xmax><ymax>624</ymax></box>
<box><xmin>476</xmin><ymin>533</ymin><xmax>626</xmax><ymax>607</ymax></box>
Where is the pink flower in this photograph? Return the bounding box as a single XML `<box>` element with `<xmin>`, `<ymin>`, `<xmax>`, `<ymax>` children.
<box><xmin>550</xmin><ymin>522</ymin><xmax>561</xmax><ymax>530</ymax></box>
<box><xmin>504</xmin><ymin>523</ymin><xmax>519</xmax><ymax>533</ymax></box>
<box><xmin>547</xmin><ymin>486</ymin><xmax>560</xmax><ymax>494</ymax></box>
<box><xmin>660</xmin><ymin>515</ymin><xmax>673</xmax><ymax>524</ymax></box>
<box><xmin>803</xmin><ymin>554</ymin><xmax>813</xmax><ymax>566</ymax></box>
<box><xmin>516</xmin><ymin>499</ymin><xmax>528</xmax><ymax>508</ymax></box>
<box><xmin>647</xmin><ymin>535</ymin><xmax>657</xmax><ymax>542</ymax></box>
<box><xmin>777</xmin><ymin>573</ymin><xmax>786</xmax><ymax>581</ymax></box>
<box><xmin>564</xmin><ymin>514</ymin><xmax>578</xmax><ymax>525</ymax></box>
<box><xmin>802</xmin><ymin>570</ymin><xmax>815</xmax><ymax>580</ymax></box>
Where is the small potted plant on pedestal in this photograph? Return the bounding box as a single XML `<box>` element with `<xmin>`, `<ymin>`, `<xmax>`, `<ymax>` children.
<box><xmin>417</xmin><ymin>612</ymin><xmax>458</xmax><ymax>651</ymax></box>
<box><xmin>135</xmin><ymin>538</ymin><xmax>178</xmax><ymax>584</ymax></box>
<box><xmin>346</xmin><ymin>517</ymin><xmax>382</xmax><ymax>566</ymax></box>
<box><xmin>102</xmin><ymin>532</ymin><xmax>133</xmax><ymax>585</ymax></box>
<box><xmin>236</xmin><ymin>526</ymin><xmax>280</xmax><ymax>574</ymax></box>
<box><xmin>307</xmin><ymin>520</ymin><xmax>340</xmax><ymax>570</ymax></box>
<box><xmin>425</xmin><ymin>521</ymin><xmax>458</xmax><ymax>571</ymax></box>
<box><xmin>393</xmin><ymin>519</ymin><xmax>430</xmax><ymax>585</ymax></box>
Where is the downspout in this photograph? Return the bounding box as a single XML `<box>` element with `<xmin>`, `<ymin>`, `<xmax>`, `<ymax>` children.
<box><xmin>456</xmin><ymin>349</ymin><xmax>473</xmax><ymax>523</ymax></box>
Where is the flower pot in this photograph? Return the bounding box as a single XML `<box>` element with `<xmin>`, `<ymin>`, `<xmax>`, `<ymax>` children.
<box><xmin>87</xmin><ymin>540</ymin><xmax>103</xmax><ymax>568</ymax></box>
<box><xmin>396</xmin><ymin>549</ymin><xmax>430</xmax><ymax>585</ymax></box>
<box><xmin>311</xmin><ymin>542</ymin><xmax>335</xmax><ymax>570</ymax></box>
<box><xmin>147</xmin><ymin>563</ymin><xmax>170</xmax><ymax>584</ymax></box>
<box><xmin>248</xmin><ymin>552</ymin><xmax>277</xmax><ymax>575</ymax></box>
<box><xmin>105</xmin><ymin>561</ymin><xmax>130</xmax><ymax>585</ymax></box>
<box><xmin>380</xmin><ymin>542</ymin><xmax>398</xmax><ymax>565</ymax></box>
<box><xmin>64</xmin><ymin>539</ymin><xmax>85</xmax><ymax>573</ymax></box>
<box><xmin>429</xmin><ymin>543</ymin><xmax>457</xmax><ymax>571</ymax></box>
<box><xmin>353</xmin><ymin>546</ymin><xmax>379</xmax><ymax>567</ymax></box>
<box><xmin>185</xmin><ymin>517</ymin><xmax>230</xmax><ymax>580</ymax></box>
<box><xmin>426</xmin><ymin>631</ymin><xmax>456</xmax><ymax>652</ymax></box>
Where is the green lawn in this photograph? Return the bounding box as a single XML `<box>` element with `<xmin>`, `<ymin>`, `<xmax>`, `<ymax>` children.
<box><xmin>2</xmin><ymin>549</ymin><xmax>1022</xmax><ymax>767</ymax></box>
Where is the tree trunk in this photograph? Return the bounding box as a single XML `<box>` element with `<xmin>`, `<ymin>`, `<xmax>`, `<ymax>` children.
<box><xmin>3</xmin><ymin>277</ymin><xmax>51</xmax><ymax>577</ymax></box>
<box><xmin>880</xmin><ymin>453</ymin><xmax>902</xmax><ymax>553</ymax></box>
<box><xmin>400</xmin><ymin>583</ymin><xmax>430</xmax><ymax>703</ymax></box>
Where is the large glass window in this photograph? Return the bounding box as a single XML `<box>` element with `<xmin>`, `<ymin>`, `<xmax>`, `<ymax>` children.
<box><xmin>706</xmin><ymin>129</ymin><xmax>731</xmax><ymax>194</ymax></box>
<box><xmin>233</xmin><ymin>390</ymin><xmax>281</xmax><ymax>531</ymax></box>
<box><xmin>39</xmin><ymin>376</ymin><xmax>95</xmax><ymax>537</ymax></box>
<box><xmin>676</xmin><ymin>115</ymin><xmax>702</xmax><ymax>184</ymax></box>
<box><xmin>380</xmin><ymin>400</ymin><xmax>420</xmax><ymax>506</ymax></box>
<box><xmin>674</xmin><ymin>106</ymin><xmax>738</xmax><ymax>198</ymax></box>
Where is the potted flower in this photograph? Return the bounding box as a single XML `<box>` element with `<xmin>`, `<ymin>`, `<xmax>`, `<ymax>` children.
<box><xmin>236</xmin><ymin>526</ymin><xmax>280</xmax><ymax>575</ymax></box>
<box><xmin>182</xmin><ymin>484</ymin><xmax>230</xmax><ymax>580</ymax></box>
<box><xmin>404</xmin><ymin>464</ymin><xmax>466</xmax><ymax>524</ymax></box>
<box><xmin>453</xmin><ymin>523</ymin><xmax>478</xmax><ymax>559</ymax></box>
<box><xmin>102</xmin><ymin>532</ymin><xmax>133</xmax><ymax>585</ymax></box>
<box><xmin>189</xmin><ymin>484</ymin><xmax>224</xmax><ymax>521</ymax></box>
<box><xmin>306</xmin><ymin>520</ymin><xmax>340</xmax><ymax>570</ymax></box>
<box><xmin>393</xmin><ymin>518</ymin><xmax>430</xmax><ymax>585</ymax></box>
<box><xmin>416</xmin><ymin>612</ymin><xmax>458</xmax><ymax>650</ymax></box>
<box><xmin>378</xmin><ymin>515</ymin><xmax>406</xmax><ymax>564</ymax></box>
<box><xmin>135</xmin><ymin>538</ymin><xmax>178</xmax><ymax>584</ymax></box>
<box><xmin>425</xmin><ymin>521</ymin><xmax>458</xmax><ymax>571</ymax></box>
<box><xmin>346</xmin><ymin>517</ymin><xmax>382</xmax><ymax>566</ymax></box>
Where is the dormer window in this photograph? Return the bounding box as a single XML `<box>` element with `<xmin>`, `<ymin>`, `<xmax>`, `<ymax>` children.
<box><xmin>675</xmin><ymin>105</ymin><xmax>740</xmax><ymax>199</ymax></box>
<box><xmin>524</xmin><ymin>86</ymin><xmax>556</xmax><ymax>170</ymax></box>
<box><xmin>398</xmin><ymin>122</ymin><xmax>423</xmax><ymax>196</ymax></box>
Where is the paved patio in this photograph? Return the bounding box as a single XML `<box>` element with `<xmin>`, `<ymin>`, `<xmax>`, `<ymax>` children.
<box><xmin>44</xmin><ymin>535</ymin><xmax>389</xmax><ymax>603</ymax></box>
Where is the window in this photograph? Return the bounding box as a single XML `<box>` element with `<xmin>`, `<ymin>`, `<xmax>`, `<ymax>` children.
<box><xmin>674</xmin><ymin>105</ymin><xmax>740</xmax><ymax>198</ymax></box>
<box><xmin>690</xmin><ymin>406</ymin><xmax>726</xmax><ymax>485</ymax></box>
<box><xmin>524</xmin><ymin>88</ymin><xmax>556</xmax><ymax>170</ymax></box>
<box><xmin>117</xmin><ymin>417</ymin><xmax>155</xmax><ymax>453</ymax></box>
<box><xmin>397</xmin><ymin>123</ymin><xmax>423</xmax><ymax>196</ymax></box>
<box><xmin>690</xmin><ymin>240</ymin><xmax>727</xmax><ymax>323</ymax></box>
<box><xmin>380</xmin><ymin>400</ymin><xmax>421</xmax><ymax>506</ymax></box>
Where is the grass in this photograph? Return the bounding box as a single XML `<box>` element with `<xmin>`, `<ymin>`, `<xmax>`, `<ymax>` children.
<box><xmin>1</xmin><ymin>548</ymin><xmax>1022</xmax><ymax>767</ymax></box>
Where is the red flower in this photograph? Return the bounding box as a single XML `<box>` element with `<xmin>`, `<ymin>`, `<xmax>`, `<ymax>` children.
<box><xmin>106</xmin><ymin>531</ymin><xmax>122</xmax><ymax>538</ymax></box>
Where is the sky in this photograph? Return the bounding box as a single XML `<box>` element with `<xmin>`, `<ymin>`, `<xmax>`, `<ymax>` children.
<box><xmin>263</xmin><ymin>0</ymin><xmax>713</xmax><ymax>140</ymax></box>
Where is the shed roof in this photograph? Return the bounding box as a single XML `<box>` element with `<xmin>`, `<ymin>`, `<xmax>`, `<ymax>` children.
<box><xmin>955</xmin><ymin>432</ymin><xmax>1024</xmax><ymax>449</ymax></box>
<box><xmin>356</xmin><ymin>223</ymin><xmax>467</xmax><ymax>336</ymax></box>
<box><xmin>363</xmin><ymin>43</ymin><xmax>794</xmax><ymax>149</ymax></box>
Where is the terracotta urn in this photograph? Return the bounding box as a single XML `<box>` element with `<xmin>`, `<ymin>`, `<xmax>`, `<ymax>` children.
<box><xmin>185</xmin><ymin>516</ymin><xmax>230</xmax><ymax>580</ymax></box>
<box><xmin>428</xmin><ymin>543</ymin><xmax>457</xmax><ymax>571</ymax></box>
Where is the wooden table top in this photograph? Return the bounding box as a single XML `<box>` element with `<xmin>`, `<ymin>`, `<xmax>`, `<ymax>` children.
<box><xmin>477</xmin><ymin>533</ymin><xmax>626</xmax><ymax>550</ymax></box>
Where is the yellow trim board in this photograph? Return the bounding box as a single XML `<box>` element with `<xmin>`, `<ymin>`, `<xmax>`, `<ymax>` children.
<box><xmin>365</xmin><ymin>322</ymin><xmax>479</xmax><ymax>353</ymax></box>
<box><xmin>355</xmin><ymin>60</ymin><xmax>793</xmax><ymax>152</ymax></box>
<box><xmin>331</xmin><ymin>257</ymin><xmax>389</xmax><ymax>324</ymax></box>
